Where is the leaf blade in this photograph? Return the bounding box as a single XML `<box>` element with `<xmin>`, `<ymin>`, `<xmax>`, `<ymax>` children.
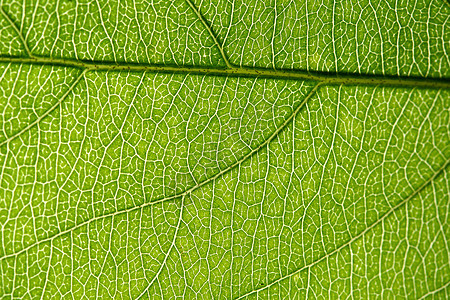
<box><xmin>0</xmin><ymin>0</ymin><xmax>449</xmax><ymax>299</ymax></box>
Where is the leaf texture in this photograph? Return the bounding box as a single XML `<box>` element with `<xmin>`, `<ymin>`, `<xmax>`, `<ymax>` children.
<box><xmin>0</xmin><ymin>0</ymin><xmax>449</xmax><ymax>299</ymax></box>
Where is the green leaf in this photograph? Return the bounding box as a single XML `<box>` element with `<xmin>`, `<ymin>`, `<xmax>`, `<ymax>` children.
<box><xmin>0</xmin><ymin>0</ymin><xmax>449</xmax><ymax>299</ymax></box>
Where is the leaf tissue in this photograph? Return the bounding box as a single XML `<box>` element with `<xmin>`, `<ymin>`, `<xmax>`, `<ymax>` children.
<box><xmin>0</xmin><ymin>0</ymin><xmax>449</xmax><ymax>299</ymax></box>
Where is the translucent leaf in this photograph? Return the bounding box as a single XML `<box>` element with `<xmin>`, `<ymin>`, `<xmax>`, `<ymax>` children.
<box><xmin>0</xmin><ymin>0</ymin><xmax>449</xmax><ymax>298</ymax></box>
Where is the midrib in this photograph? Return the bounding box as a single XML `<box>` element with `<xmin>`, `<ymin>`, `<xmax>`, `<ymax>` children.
<box><xmin>1</xmin><ymin>55</ymin><xmax>449</xmax><ymax>89</ymax></box>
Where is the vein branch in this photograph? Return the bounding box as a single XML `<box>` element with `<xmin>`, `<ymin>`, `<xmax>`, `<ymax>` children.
<box><xmin>184</xmin><ymin>0</ymin><xmax>234</xmax><ymax>69</ymax></box>
<box><xmin>0</xmin><ymin>6</ymin><xmax>33</xmax><ymax>57</ymax></box>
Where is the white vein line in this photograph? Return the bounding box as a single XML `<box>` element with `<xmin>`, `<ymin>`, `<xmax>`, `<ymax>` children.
<box><xmin>0</xmin><ymin>81</ymin><xmax>322</xmax><ymax>262</ymax></box>
<box><xmin>235</xmin><ymin>159</ymin><xmax>449</xmax><ymax>299</ymax></box>
<box><xmin>0</xmin><ymin>70</ymin><xmax>85</xmax><ymax>148</ymax></box>
<box><xmin>418</xmin><ymin>280</ymin><xmax>450</xmax><ymax>300</ymax></box>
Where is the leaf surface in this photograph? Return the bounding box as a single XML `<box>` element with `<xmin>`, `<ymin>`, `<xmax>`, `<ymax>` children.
<box><xmin>0</xmin><ymin>0</ymin><xmax>449</xmax><ymax>299</ymax></box>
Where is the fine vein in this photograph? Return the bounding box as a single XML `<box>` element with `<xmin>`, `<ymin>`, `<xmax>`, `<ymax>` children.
<box><xmin>235</xmin><ymin>159</ymin><xmax>450</xmax><ymax>300</ymax></box>
<box><xmin>0</xmin><ymin>70</ymin><xmax>85</xmax><ymax>148</ymax></box>
<box><xmin>0</xmin><ymin>83</ymin><xmax>321</xmax><ymax>260</ymax></box>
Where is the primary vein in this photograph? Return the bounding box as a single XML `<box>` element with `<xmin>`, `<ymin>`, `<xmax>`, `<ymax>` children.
<box><xmin>0</xmin><ymin>56</ymin><xmax>449</xmax><ymax>89</ymax></box>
